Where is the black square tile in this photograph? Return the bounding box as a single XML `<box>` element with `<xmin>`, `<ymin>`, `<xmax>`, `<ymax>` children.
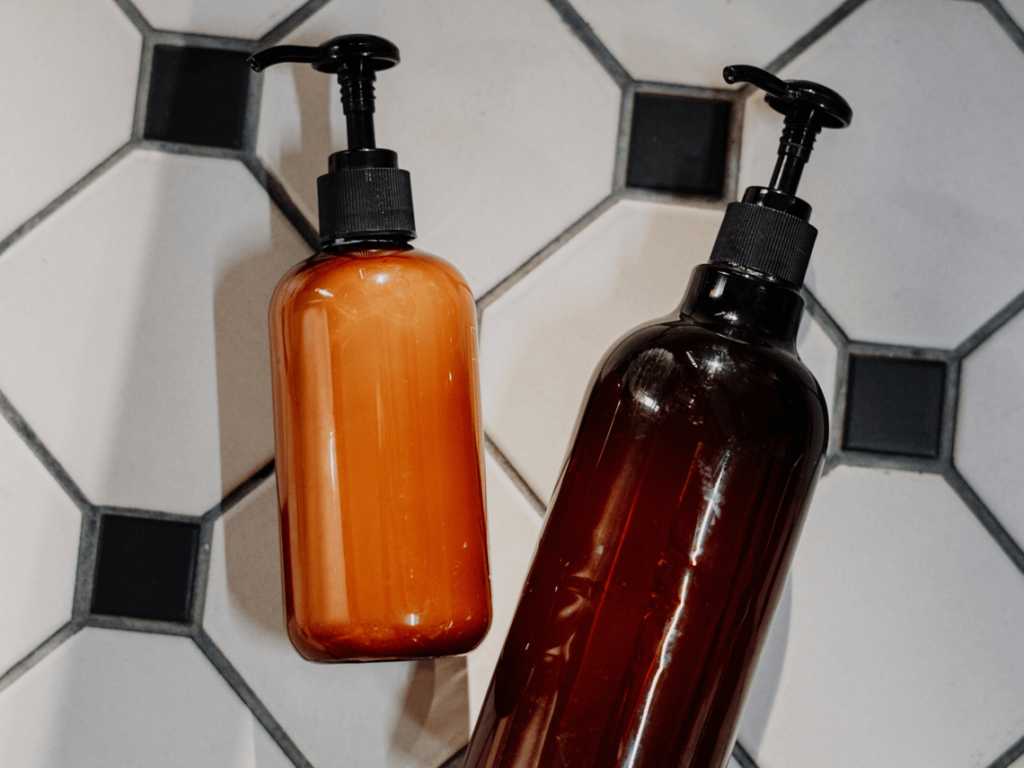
<box><xmin>144</xmin><ymin>45</ymin><xmax>251</xmax><ymax>149</ymax></box>
<box><xmin>843</xmin><ymin>355</ymin><xmax>946</xmax><ymax>458</ymax></box>
<box><xmin>626</xmin><ymin>92</ymin><xmax>731</xmax><ymax>197</ymax></box>
<box><xmin>91</xmin><ymin>514</ymin><xmax>200</xmax><ymax>622</ymax></box>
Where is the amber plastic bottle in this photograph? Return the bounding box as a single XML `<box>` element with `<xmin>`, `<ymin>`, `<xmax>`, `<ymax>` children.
<box><xmin>252</xmin><ymin>36</ymin><xmax>491</xmax><ymax>662</ymax></box>
<box><xmin>464</xmin><ymin>67</ymin><xmax>851</xmax><ymax>766</ymax></box>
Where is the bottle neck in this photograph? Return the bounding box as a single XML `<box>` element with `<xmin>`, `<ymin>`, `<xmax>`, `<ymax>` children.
<box><xmin>680</xmin><ymin>264</ymin><xmax>804</xmax><ymax>346</ymax></box>
<box><xmin>322</xmin><ymin>234</ymin><xmax>414</xmax><ymax>255</ymax></box>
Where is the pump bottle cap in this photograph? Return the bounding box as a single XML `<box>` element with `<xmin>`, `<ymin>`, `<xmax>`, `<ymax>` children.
<box><xmin>249</xmin><ymin>35</ymin><xmax>416</xmax><ymax>247</ymax></box>
<box><xmin>709</xmin><ymin>65</ymin><xmax>852</xmax><ymax>288</ymax></box>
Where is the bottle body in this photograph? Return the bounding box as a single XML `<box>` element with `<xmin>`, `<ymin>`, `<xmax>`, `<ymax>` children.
<box><xmin>465</xmin><ymin>265</ymin><xmax>827</xmax><ymax>767</ymax></box>
<box><xmin>269</xmin><ymin>243</ymin><xmax>491</xmax><ymax>662</ymax></box>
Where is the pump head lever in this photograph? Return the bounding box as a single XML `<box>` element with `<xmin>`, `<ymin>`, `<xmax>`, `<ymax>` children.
<box><xmin>724</xmin><ymin>64</ymin><xmax>851</xmax><ymax>197</ymax></box>
<box><xmin>249</xmin><ymin>35</ymin><xmax>401</xmax><ymax>151</ymax></box>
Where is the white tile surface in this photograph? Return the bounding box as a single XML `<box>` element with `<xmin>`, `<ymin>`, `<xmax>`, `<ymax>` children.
<box><xmin>0</xmin><ymin>1</ymin><xmax>139</xmax><ymax>242</ymax></box>
<box><xmin>956</xmin><ymin>309</ymin><xmax>1024</xmax><ymax>549</ymax></box>
<box><xmin>1004</xmin><ymin>1</ymin><xmax>1024</xmax><ymax>35</ymax></box>
<box><xmin>737</xmin><ymin>467</ymin><xmax>1024</xmax><ymax>768</ymax></box>
<box><xmin>738</xmin><ymin>0</ymin><xmax>1024</xmax><ymax>349</ymax></box>
<box><xmin>255</xmin><ymin>0</ymin><xmax>620</xmax><ymax>297</ymax></box>
<box><xmin>134</xmin><ymin>0</ymin><xmax>307</xmax><ymax>39</ymax></box>
<box><xmin>0</xmin><ymin>417</ymin><xmax>80</xmax><ymax>675</ymax></box>
<box><xmin>0</xmin><ymin>628</ymin><xmax>288</xmax><ymax>768</ymax></box>
<box><xmin>466</xmin><ymin>454</ymin><xmax>542</xmax><ymax>727</ymax></box>
<box><xmin>481</xmin><ymin>198</ymin><xmax>726</xmax><ymax>502</ymax></box>
<box><xmin>572</xmin><ymin>0</ymin><xmax>845</xmax><ymax>86</ymax></box>
<box><xmin>204</xmin><ymin>477</ymin><xmax>468</xmax><ymax>768</ymax></box>
<box><xmin>0</xmin><ymin>150</ymin><xmax>309</xmax><ymax>515</ymax></box>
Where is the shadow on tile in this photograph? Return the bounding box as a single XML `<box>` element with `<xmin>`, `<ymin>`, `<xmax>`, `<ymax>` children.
<box><xmin>738</xmin><ymin>575</ymin><xmax>792</xmax><ymax>754</ymax></box>
<box><xmin>221</xmin><ymin>481</ymin><xmax>470</xmax><ymax>766</ymax></box>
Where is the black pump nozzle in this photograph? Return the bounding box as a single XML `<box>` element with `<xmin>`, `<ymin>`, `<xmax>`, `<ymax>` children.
<box><xmin>725</xmin><ymin>65</ymin><xmax>852</xmax><ymax>203</ymax></box>
<box><xmin>249</xmin><ymin>35</ymin><xmax>399</xmax><ymax>152</ymax></box>
<box><xmin>707</xmin><ymin>66</ymin><xmax>852</xmax><ymax>288</ymax></box>
<box><xmin>248</xmin><ymin>35</ymin><xmax>415</xmax><ymax>246</ymax></box>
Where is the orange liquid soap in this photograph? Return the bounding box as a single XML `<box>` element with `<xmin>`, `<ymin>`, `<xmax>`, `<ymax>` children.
<box><xmin>269</xmin><ymin>244</ymin><xmax>490</xmax><ymax>661</ymax></box>
<box><xmin>249</xmin><ymin>35</ymin><xmax>492</xmax><ymax>662</ymax></box>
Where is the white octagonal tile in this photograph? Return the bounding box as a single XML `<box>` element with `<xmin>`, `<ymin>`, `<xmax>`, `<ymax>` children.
<box><xmin>956</xmin><ymin>308</ymin><xmax>1024</xmax><ymax>550</ymax></box>
<box><xmin>0</xmin><ymin>628</ymin><xmax>289</xmax><ymax>768</ymax></box>
<box><xmin>739</xmin><ymin>0</ymin><xmax>1024</xmax><ymax>349</ymax></box>
<box><xmin>0</xmin><ymin>416</ymin><xmax>80</xmax><ymax>675</ymax></box>
<box><xmin>0</xmin><ymin>1</ymin><xmax>139</xmax><ymax>242</ymax></box>
<box><xmin>0</xmin><ymin>150</ymin><xmax>310</xmax><ymax>515</ymax></box>
<box><xmin>204</xmin><ymin>477</ymin><xmax>468</xmax><ymax>768</ymax></box>
<box><xmin>255</xmin><ymin>0</ymin><xmax>620</xmax><ymax>297</ymax></box>
<box><xmin>134</xmin><ymin>0</ymin><xmax>307</xmax><ymax>39</ymax></box>
<box><xmin>571</xmin><ymin>0</ymin><xmax>846</xmax><ymax>86</ymax></box>
<box><xmin>737</xmin><ymin>466</ymin><xmax>1024</xmax><ymax>768</ymax></box>
<box><xmin>466</xmin><ymin>453</ymin><xmax>542</xmax><ymax>727</ymax></box>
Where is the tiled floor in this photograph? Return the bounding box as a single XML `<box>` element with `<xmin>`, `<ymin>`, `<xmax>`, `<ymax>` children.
<box><xmin>3</xmin><ymin>1</ymin><xmax>1024</xmax><ymax>767</ymax></box>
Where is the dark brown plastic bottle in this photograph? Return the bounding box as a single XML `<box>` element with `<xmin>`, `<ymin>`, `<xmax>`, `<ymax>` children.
<box><xmin>464</xmin><ymin>66</ymin><xmax>851</xmax><ymax>767</ymax></box>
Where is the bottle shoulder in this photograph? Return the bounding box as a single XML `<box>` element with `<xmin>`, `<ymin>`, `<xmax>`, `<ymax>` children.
<box><xmin>595</xmin><ymin>315</ymin><xmax>828</xmax><ymax>434</ymax></box>
<box><xmin>270</xmin><ymin>246</ymin><xmax>472</xmax><ymax>314</ymax></box>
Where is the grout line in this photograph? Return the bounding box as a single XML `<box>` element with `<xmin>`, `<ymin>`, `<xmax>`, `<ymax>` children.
<box><xmin>803</xmin><ymin>289</ymin><xmax>850</xmax><ymax>465</ymax></box>
<box><xmin>980</xmin><ymin>0</ymin><xmax>1024</xmax><ymax>56</ymax></box>
<box><xmin>243</xmin><ymin>49</ymin><xmax>265</xmax><ymax>155</ymax></box>
<box><xmin>95</xmin><ymin>505</ymin><xmax>206</xmax><ymax>523</ymax></box>
<box><xmin>71</xmin><ymin>511</ymin><xmax>101</xmax><ymax>619</ymax></box>
<box><xmin>136</xmin><ymin>139</ymin><xmax>249</xmax><ymax>161</ymax></box>
<box><xmin>845</xmin><ymin>340</ymin><xmax>952</xmax><ymax>362</ymax></box>
<box><xmin>619</xmin><ymin>187</ymin><xmax>731</xmax><ymax>210</ymax></box>
<box><xmin>0</xmin><ymin>622</ymin><xmax>82</xmax><ymax>695</ymax></box>
<box><xmin>986</xmin><ymin>730</ymin><xmax>1024</xmax><ymax>768</ymax></box>
<box><xmin>203</xmin><ymin>458</ymin><xmax>277</xmax><ymax>523</ymax></box>
<box><xmin>0</xmin><ymin>143</ymin><xmax>134</xmax><ymax>261</ymax></box>
<box><xmin>801</xmin><ymin>288</ymin><xmax>849</xmax><ymax>346</ymax></box>
<box><xmin>484</xmin><ymin>434</ymin><xmax>547</xmax><ymax>516</ymax></box>
<box><xmin>954</xmin><ymin>286</ymin><xmax>1024</xmax><ymax>359</ymax></box>
<box><xmin>611</xmin><ymin>83</ymin><xmax>634</xmax><ymax>195</ymax></box>
<box><xmin>194</xmin><ymin>630</ymin><xmax>314</xmax><ymax>768</ymax></box>
<box><xmin>0</xmin><ymin>388</ymin><xmax>92</xmax><ymax>513</ymax></box>
<box><xmin>437</xmin><ymin>745</ymin><xmax>468</xmax><ymax>768</ymax></box>
<box><xmin>191</xmin><ymin>518</ymin><xmax>216</xmax><ymax>628</ymax></box>
<box><xmin>110</xmin><ymin>0</ymin><xmax>153</xmax><ymax>34</ymax></box>
<box><xmin>723</xmin><ymin>82</ymin><xmax>746</xmax><ymax>204</ymax></box>
<box><xmin>477</xmin><ymin>193</ymin><xmax>617</xmax><ymax>313</ymax></box>
<box><xmin>259</xmin><ymin>0</ymin><xmax>335</xmax><ymax>45</ymax></box>
<box><xmin>938</xmin><ymin>357</ymin><xmax>961</xmax><ymax>468</ymax></box>
<box><xmin>545</xmin><ymin>0</ymin><xmax>631</xmax><ymax>86</ymax></box>
<box><xmin>836</xmin><ymin>449</ymin><xmax>944</xmax><ymax>475</ymax></box>
<box><xmin>147</xmin><ymin>29</ymin><xmax>261</xmax><ymax>52</ymax></box>
<box><xmin>946</xmin><ymin>467</ymin><xmax>1024</xmax><ymax>577</ymax></box>
<box><xmin>764</xmin><ymin>0</ymin><xmax>872</xmax><ymax>74</ymax></box>
<box><xmin>131</xmin><ymin>36</ymin><xmax>154</xmax><ymax>140</ymax></box>
<box><xmin>243</xmin><ymin>156</ymin><xmax>320</xmax><ymax>250</ymax></box>
<box><xmin>733</xmin><ymin>740</ymin><xmax>761</xmax><ymax>768</ymax></box>
<box><xmin>84</xmin><ymin>614</ymin><xmax>194</xmax><ymax>637</ymax></box>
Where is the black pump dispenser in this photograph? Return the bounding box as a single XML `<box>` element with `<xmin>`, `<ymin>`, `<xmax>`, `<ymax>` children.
<box><xmin>249</xmin><ymin>35</ymin><xmax>416</xmax><ymax>246</ymax></box>
<box><xmin>709</xmin><ymin>65</ymin><xmax>852</xmax><ymax>287</ymax></box>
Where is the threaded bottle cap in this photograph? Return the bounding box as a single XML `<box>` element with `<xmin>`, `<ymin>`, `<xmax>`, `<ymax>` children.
<box><xmin>709</xmin><ymin>200</ymin><xmax>816</xmax><ymax>287</ymax></box>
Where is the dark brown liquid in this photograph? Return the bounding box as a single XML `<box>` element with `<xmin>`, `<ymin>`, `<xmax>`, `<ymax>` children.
<box><xmin>465</xmin><ymin>265</ymin><xmax>827</xmax><ymax>768</ymax></box>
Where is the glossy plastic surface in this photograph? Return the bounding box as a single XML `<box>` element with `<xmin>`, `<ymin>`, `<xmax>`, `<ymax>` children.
<box><xmin>465</xmin><ymin>265</ymin><xmax>827</xmax><ymax>767</ymax></box>
<box><xmin>269</xmin><ymin>244</ymin><xmax>491</xmax><ymax>661</ymax></box>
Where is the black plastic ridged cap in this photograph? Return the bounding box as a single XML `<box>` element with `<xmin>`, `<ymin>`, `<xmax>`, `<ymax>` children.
<box><xmin>317</xmin><ymin>167</ymin><xmax>416</xmax><ymax>245</ymax></box>
<box><xmin>709</xmin><ymin>202</ymin><xmax>817</xmax><ymax>287</ymax></box>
